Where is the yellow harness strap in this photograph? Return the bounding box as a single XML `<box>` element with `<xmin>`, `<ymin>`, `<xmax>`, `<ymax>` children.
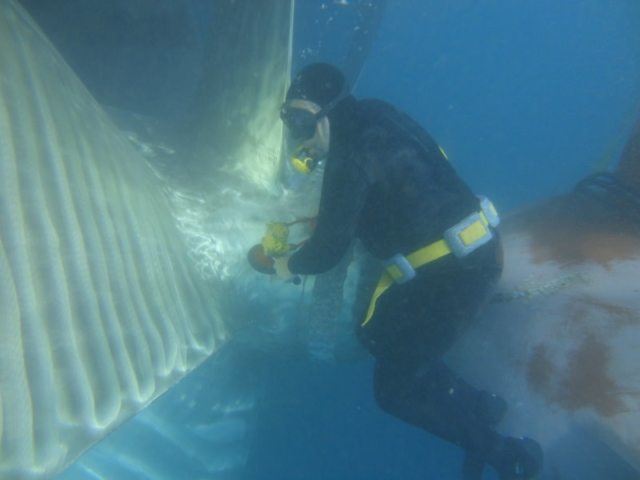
<box><xmin>361</xmin><ymin>209</ymin><xmax>494</xmax><ymax>327</ymax></box>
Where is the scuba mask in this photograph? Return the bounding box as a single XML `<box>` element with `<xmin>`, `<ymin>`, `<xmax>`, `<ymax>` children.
<box><xmin>281</xmin><ymin>101</ymin><xmax>330</xmax><ymax>175</ymax></box>
<box><xmin>287</xmin><ymin>118</ymin><xmax>329</xmax><ymax>175</ymax></box>
<box><xmin>281</xmin><ymin>82</ymin><xmax>349</xmax><ymax>174</ymax></box>
<box><xmin>280</xmin><ymin>104</ymin><xmax>318</xmax><ymax>141</ymax></box>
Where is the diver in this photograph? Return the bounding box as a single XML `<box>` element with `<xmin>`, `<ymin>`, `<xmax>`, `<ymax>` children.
<box><xmin>273</xmin><ymin>62</ymin><xmax>543</xmax><ymax>480</ymax></box>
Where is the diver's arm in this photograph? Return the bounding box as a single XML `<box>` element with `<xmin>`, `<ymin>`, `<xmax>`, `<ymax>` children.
<box><xmin>288</xmin><ymin>151</ymin><xmax>369</xmax><ymax>275</ymax></box>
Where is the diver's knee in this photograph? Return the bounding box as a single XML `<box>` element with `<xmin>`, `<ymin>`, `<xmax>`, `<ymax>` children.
<box><xmin>373</xmin><ymin>385</ymin><xmax>404</xmax><ymax>416</ymax></box>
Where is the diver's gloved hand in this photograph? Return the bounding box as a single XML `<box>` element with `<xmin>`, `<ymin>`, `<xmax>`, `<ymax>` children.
<box><xmin>273</xmin><ymin>256</ymin><xmax>300</xmax><ymax>284</ymax></box>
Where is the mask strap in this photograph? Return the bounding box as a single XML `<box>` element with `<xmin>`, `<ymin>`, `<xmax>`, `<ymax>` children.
<box><xmin>314</xmin><ymin>81</ymin><xmax>350</xmax><ymax>120</ymax></box>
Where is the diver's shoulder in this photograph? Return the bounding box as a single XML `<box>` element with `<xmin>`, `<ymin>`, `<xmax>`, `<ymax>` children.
<box><xmin>356</xmin><ymin>98</ymin><xmax>397</xmax><ymax>115</ymax></box>
<box><xmin>356</xmin><ymin>98</ymin><xmax>415</xmax><ymax>126</ymax></box>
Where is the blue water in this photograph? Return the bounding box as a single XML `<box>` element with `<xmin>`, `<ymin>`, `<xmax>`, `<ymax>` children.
<box><xmin>244</xmin><ymin>356</ymin><xmax>465</xmax><ymax>480</ymax></box>
<box><xmin>297</xmin><ymin>0</ymin><xmax>640</xmax><ymax>212</ymax></box>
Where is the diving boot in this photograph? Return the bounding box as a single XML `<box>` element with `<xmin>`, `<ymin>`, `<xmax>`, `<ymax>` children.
<box><xmin>487</xmin><ymin>436</ymin><xmax>544</xmax><ymax>480</ymax></box>
<box><xmin>462</xmin><ymin>391</ymin><xmax>509</xmax><ymax>479</ymax></box>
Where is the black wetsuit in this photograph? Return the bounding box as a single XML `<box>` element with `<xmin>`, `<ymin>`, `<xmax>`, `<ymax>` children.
<box><xmin>288</xmin><ymin>97</ymin><xmax>504</xmax><ymax>461</ymax></box>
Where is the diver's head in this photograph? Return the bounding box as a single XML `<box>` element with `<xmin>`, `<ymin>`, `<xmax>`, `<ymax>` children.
<box><xmin>280</xmin><ymin>63</ymin><xmax>349</xmax><ymax>174</ymax></box>
<box><xmin>284</xmin><ymin>62</ymin><xmax>348</xmax><ymax>120</ymax></box>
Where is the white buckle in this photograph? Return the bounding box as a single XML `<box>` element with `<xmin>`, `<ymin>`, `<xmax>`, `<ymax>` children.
<box><xmin>384</xmin><ymin>253</ymin><xmax>416</xmax><ymax>285</ymax></box>
<box><xmin>478</xmin><ymin>196</ymin><xmax>500</xmax><ymax>227</ymax></box>
<box><xmin>444</xmin><ymin>212</ymin><xmax>494</xmax><ymax>259</ymax></box>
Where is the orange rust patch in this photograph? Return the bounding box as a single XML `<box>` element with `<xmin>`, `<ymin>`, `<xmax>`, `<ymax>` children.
<box><xmin>557</xmin><ymin>335</ymin><xmax>626</xmax><ymax>417</ymax></box>
<box><xmin>526</xmin><ymin>336</ymin><xmax>628</xmax><ymax>417</ymax></box>
<box><xmin>501</xmin><ymin>195</ymin><xmax>640</xmax><ymax>268</ymax></box>
<box><xmin>578</xmin><ymin>233</ymin><xmax>640</xmax><ymax>267</ymax></box>
<box><xmin>526</xmin><ymin>345</ymin><xmax>555</xmax><ymax>394</ymax></box>
<box><xmin>527</xmin><ymin>230</ymin><xmax>640</xmax><ymax>268</ymax></box>
<box><xmin>563</xmin><ymin>295</ymin><xmax>640</xmax><ymax>331</ymax></box>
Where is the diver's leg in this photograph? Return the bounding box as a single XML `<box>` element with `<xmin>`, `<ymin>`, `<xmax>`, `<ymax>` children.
<box><xmin>434</xmin><ymin>363</ymin><xmax>508</xmax><ymax>427</ymax></box>
<box><xmin>373</xmin><ymin>357</ymin><xmax>503</xmax><ymax>452</ymax></box>
<box><xmin>363</xmin><ymin>241</ymin><xmax>541</xmax><ymax>478</ymax></box>
<box><xmin>373</xmin><ymin>357</ymin><xmax>542</xmax><ymax>480</ymax></box>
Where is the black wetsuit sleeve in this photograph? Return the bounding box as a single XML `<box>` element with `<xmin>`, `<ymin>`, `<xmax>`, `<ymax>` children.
<box><xmin>288</xmin><ymin>150</ymin><xmax>369</xmax><ymax>275</ymax></box>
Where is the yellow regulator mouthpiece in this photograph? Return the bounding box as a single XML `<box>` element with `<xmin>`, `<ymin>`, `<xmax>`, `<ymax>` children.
<box><xmin>291</xmin><ymin>146</ymin><xmax>318</xmax><ymax>175</ymax></box>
